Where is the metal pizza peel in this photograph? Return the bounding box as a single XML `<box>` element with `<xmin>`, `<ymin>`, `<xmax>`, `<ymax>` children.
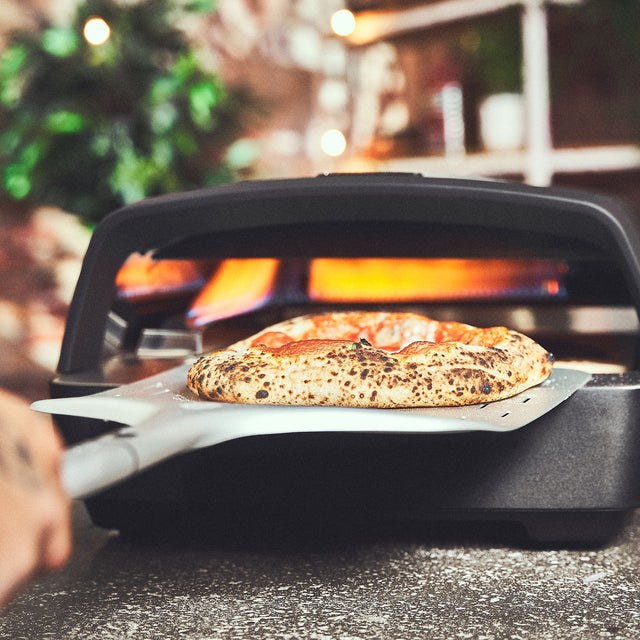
<box><xmin>31</xmin><ymin>364</ymin><xmax>590</xmax><ymax>500</ymax></box>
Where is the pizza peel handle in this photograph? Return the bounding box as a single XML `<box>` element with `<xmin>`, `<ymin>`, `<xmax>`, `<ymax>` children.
<box><xmin>48</xmin><ymin>402</ymin><xmax>492</xmax><ymax>499</ymax></box>
<box><xmin>59</xmin><ymin>406</ymin><xmax>209</xmax><ymax>498</ymax></box>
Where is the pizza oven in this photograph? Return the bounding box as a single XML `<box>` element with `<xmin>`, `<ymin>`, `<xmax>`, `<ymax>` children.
<box><xmin>48</xmin><ymin>173</ymin><xmax>640</xmax><ymax>544</ymax></box>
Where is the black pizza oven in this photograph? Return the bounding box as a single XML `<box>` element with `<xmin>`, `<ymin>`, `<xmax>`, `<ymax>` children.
<box><xmin>50</xmin><ymin>173</ymin><xmax>640</xmax><ymax>544</ymax></box>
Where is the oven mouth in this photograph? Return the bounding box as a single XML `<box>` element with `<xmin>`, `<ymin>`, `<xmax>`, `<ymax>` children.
<box><xmin>91</xmin><ymin>252</ymin><xmax>640</xmax><ymax>386</ymax></box>
<box><xmin>115</xmin><ymin>255</ymin><xmax>574</xmax><ymax>325</ymax></box>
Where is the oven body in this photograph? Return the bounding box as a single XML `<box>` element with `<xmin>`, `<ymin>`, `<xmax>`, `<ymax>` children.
<box><xmin>51</xmin><ymin>174</ymin><xmax>640</xmax><ymax>543</ymax></box>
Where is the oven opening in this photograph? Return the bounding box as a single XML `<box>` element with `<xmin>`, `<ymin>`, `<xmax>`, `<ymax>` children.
<box><xmin>98</xmin><ymin>251</ymin><xmax>639</xmax><ymax>386</ymax></box>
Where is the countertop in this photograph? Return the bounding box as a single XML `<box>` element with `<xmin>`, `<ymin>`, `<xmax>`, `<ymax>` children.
<box><xmin>1</xmin><ymin>503</ymin><xmax>640</xmax><ymax>639</ymax></box>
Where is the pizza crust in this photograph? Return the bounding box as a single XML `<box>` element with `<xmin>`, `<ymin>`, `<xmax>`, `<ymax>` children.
<box><xmin>187</xmin><ymin>312</ymin><xmax>554</xmax><ymax>408</ymax></box>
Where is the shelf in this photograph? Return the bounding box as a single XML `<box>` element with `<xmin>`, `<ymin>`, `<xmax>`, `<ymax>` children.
<box><xmin>347</xmin><ymin>0</ymin><xmax>582</xmax><ymax>46</ymax></box>
<box><xmin>341</xmin><ymin>145</ymin><xmax>640</xmax><ymax>179</ymax></box>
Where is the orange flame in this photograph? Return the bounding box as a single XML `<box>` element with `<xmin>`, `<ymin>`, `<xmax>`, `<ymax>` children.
<box><xmin>115</xmin><ymin>252</ymin><xmax>203</xmax><ymax>300</ymax></box>
<box><xmin>186</xmin><ymin>258</ymin><xmax>279</xmax><ymax>327</ymax></box>
<box><xmin>308</xmin><ymin>258</ymin><xmax>562</xmax><ymax>302</ymax></box>
<box><xmin>115</xmin><ymin>255</ymin><xmax>564</xmax><ymax>328</ymax></box>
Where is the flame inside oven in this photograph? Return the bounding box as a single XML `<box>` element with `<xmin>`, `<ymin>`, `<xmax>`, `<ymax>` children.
<box><xmin>115</xmin><ymin>253</ymin><xmax>204</xmax><ymax>299</ymax></box>
<box><xmin>115</xmin><ymin>255</ymin><xmax>566</xmax><ymax>327</ymax></box>
<box><xmin>309</xmin><ymin>258</ymin><xmax>564</xmax><ymax>302</ymax></box>
<box><xmin>186</xmin><ymin>258</ymin><xmax>280</xmax><ymax>328</ymax></box>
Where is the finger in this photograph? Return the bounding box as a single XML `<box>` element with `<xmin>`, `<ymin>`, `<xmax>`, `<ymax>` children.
<box><xmin>37</xmin><ymin>421</ymin><xmax>73</xmax><ymax>573</ymax></box>
<box><xmin>0</xmin><ymin>518</ymin><xmax>41</xmax><ymax>610</ymax></box>
<box><xmin>41</xmin><ymin>482</ymin><xmax>73</xmax><ymax>572</ymax></box>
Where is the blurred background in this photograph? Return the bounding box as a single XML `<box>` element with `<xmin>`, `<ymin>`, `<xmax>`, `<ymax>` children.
<box><xmin>0</xmin><ymin>0</ymin><xmax>639</xmax><ymax>401</ymax></box>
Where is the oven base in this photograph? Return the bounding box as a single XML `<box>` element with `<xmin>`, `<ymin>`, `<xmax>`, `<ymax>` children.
<box><xmin>85</xmin><ymin>498</ymin><xmax>632</xmax><ymax>546</ymax></box>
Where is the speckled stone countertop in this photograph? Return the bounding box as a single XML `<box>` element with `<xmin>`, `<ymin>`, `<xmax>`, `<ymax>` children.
<box><xmin>2</xmin><ymin>504</ymin><xmax>640</xmax><ymax>639</ymax></box>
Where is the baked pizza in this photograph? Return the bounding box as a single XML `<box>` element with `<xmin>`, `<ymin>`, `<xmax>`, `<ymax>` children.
<box><xmin>187</xmin><ymin>311</ymin><xmax>554</xmax><ymax>408</ymax></box>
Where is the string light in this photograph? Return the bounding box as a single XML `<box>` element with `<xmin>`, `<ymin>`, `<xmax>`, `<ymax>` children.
<box><xmin>321</xmin><ymin>129</ymin><xmax>347</xmax><ymax>156</ymax></box>
<box><xmin>83</xmin><ymin>17</ymin><xmax>111</xmax><ymax>46</ymax></box>
<box><xmin>330</xmin><ymin>9</ymin><xmax>356</xmax><ymax>37</ymax></box>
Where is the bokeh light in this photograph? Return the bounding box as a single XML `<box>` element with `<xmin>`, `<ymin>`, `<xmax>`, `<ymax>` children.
<box><xmin>83</xmin><ymin>17</ymin><xmax>111</xmax><ymax>46</ymax></box>
<box><xmin>321</xmin><ymin>129</ymin><xmax>347</xmax><ymax>156</ymax></box>
<box><xmin>331</xmin><ymin>9</ymin><xmax>356</xmax><ymax>37</ymax></box>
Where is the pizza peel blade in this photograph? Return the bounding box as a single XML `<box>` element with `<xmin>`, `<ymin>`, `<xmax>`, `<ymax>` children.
<box><xmin>31</xmin><ymin>365</ymin><xmax>590</xmax><ymax>499</ymax></box>
<box><xmin>401</xmin><ymin>366</ymin><xmax>591</xmax><ymax>428</ymax></box>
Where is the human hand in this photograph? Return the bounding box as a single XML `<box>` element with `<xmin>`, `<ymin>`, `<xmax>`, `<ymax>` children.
<box><xmin>0</xmin><ymin>391</ymin><xmax>71</xmax><ymax>609</ymax></box>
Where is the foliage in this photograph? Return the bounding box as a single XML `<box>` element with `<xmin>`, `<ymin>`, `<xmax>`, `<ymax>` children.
<box><xmin>0</xmin><ymin>0</ymin><xmax>256</xmax><ymax>223</ymax></box>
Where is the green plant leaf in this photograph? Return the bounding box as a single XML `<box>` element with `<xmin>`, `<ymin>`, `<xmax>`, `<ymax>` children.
<box><xmin>1</xmin><ymin>44</ymin><xmax>28</xmax><ymax>76</ymax></box>
<box><xmin>4</xmin><ymin>164</ymin><xmax>32</xmax><ymax>199</ymax></box>
<box><xmin>45</xmin><ymin>111</ymin><xmax>89</xmax><ymax>133</ymax></box>
<box><xmin>41</xmin><ymin>27</ymin><xmax>79</xmax><ymax>57</ymax></box>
